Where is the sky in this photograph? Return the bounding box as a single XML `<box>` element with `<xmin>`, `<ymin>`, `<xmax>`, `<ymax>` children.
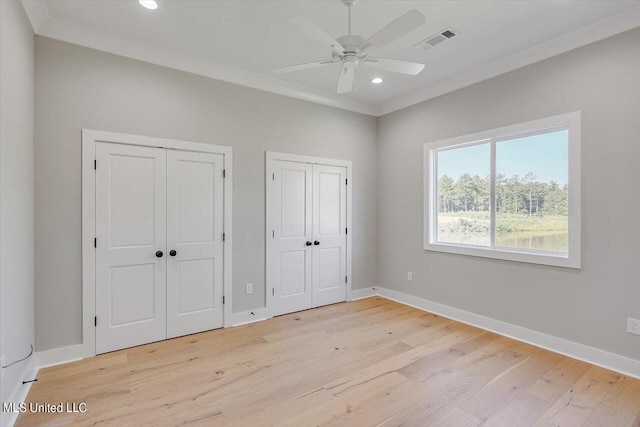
<box><xmin>437</xmin><ymin>130</ymin><xmax>568</xmax><ymax>185</ymax></box>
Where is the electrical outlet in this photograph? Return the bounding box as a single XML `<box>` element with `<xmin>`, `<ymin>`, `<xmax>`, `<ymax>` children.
<box><xmin>407</xmin><ymin>272</ymin><xmax>413</xmax><ymax>282</ymax></box>
<box><xmin>1</xmin><ymin>355</ymin><xmax>5</xmax><ymax>379</ymax></box>
<box><xmin>627</xmin><ymin>318</ymin><xmax>640</xmax><ymax>336</ymax></box>
<box><xmin>245</xmin><ymin>283</ymin><xmax>253</xmax><ymax>295</ymax></box>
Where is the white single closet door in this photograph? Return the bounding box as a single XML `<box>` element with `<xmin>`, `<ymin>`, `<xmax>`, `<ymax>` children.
<box><xmin>311</xmin><ymin>164</ymin><xmax>347</xmax><ymax>307</ymax></box>
<box><xmin>269</xmin><ymin>160</ymin><xmax>313</xmax><ymax>316</ymax></box>
<box><xmin>95</xmin><ymin>142</ymin><xmax>167</xmax><ymax>354</ymax></box>
<box><xmin>166</xmin><ymin>150</ymin><xmax>224</xmax><ymax>338</ymax></box>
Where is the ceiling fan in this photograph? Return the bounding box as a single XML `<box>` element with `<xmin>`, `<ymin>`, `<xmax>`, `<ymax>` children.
<box><xmin>273</xmin><ymin>0</ymin><xmax>427</xmax><ymax>94</ymax></box>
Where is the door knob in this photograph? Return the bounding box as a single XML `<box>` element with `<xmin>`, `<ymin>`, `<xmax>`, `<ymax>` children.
<box><xmin>314</xmin><ymin>241</ymin><xmax>320</xmax><ymax>246</ymax></box>
<box><xmin>169</xmin><ymin>250</ymin><xmax>177</xmax><ymax>257</ymax></box>
<box><xmin>155</xmin><ymin>251</ymin><xmax>164</xmax><ymax>258</ymax></box>
<box><xmin>305</xmin><ymin>241</ymin><xmax>312</xmax><ymax>246</ymax></box>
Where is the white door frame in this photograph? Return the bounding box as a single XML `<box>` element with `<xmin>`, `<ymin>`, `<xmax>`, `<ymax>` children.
<box><xmin>265</xmin><ymin>151</ymin><xmax>353</xmax><ymax>316</ymax></box>
<box><xmin>82</xmin><ymin>129</ymin><xmax>233</xmax><ymax>357</ymax></box>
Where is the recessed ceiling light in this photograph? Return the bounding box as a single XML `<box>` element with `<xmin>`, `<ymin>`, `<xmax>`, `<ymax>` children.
<box><xmin>371</xmin><ymin>78</ymin><xmax>383</xmax><ymax>84</ymax></box>
<box><xmin>139</xmin><ymin>0</ymin><xmax>158</xmax><ymax>10</ymax></box>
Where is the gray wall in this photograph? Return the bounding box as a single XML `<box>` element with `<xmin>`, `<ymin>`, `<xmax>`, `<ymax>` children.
<box><xmin>377</xmin><ymin>28</ymin><xmax>640</xmax><ymax>360</ymax></box>
<box><xmin>33</xmin><ymin>25</ymin><xmax>640</xmax><ymax>362</ymax></box>
<box><xmin>0</xmin><ymin>0</ymin><xmax>35</xmax><ymax>408</ymax></box>
<box><xmin>34</xmin><ymin>37</ymin><xmax>377</xmax><ymax>351</ymax></box>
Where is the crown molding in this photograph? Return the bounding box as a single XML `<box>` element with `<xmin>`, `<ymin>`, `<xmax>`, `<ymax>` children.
<box><xmin>29</xmin><ymin>15</ymin><xmax>377</xmax><ymax>116</ymax></box>
<box><xmin>20</xmin><ymin>2</ymin><xmax>640</xmax><ymax>118</ymax></box>
<box><xmin>20</xmin><ymin>0</ymin><xmax>49</xmax><ymax>33</ymax></box>
<box><xmin>375</xmin><ymin>4</ymin><xmax>640</xmax><ymax>116</ymax></box>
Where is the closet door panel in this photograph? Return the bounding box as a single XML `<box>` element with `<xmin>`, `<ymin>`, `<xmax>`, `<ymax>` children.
<box><xmin>312</xmin><ymin>164</ymin><xmax>347</xmax><ymax>307</ymax></box>
<box><xmin>269</xmin><ymin>161</ymin><xmax>313</xmax><ymax>316</ymax></box>
<box><xmin>95</xmin><ymin>142</ymin><xmax>167</xmax><ymax>354</ymax></box>
<box><xmin>166</xmin><ymin>150</ymin><xmax>224</xmax><ymax>338</ymax></box>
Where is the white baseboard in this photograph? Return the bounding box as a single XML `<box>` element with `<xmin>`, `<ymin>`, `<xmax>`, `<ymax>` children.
<box><xmin>34</xmin><ymin>344</ymin><xmax>85</xmax><ymax>370</ymax></box>
<box><xmin>376</xmin><ymin>286</ymin><xmax>640</xmax><ymax>379</ymax></box>
<box><xmin>230</xmin><ymin>287</ymin><xmax>382</xmax><ymax>325</ymax></box>
<box><xmin>2</xmin><ymin>358</ymin><xmax>39</xmax><ymax>427</ymax></box>
<box><xmin>10</xmin><ymin>285</ymin><xmax>636</xmax><ymax>427</ymax></box>
<box><xmin>227</xmin><ymin>307</ymin><xmax>272</xmax><ymax>327</ymax></box>
<box><xmin>349</xmin><ymin>287</ymin><xmax>377</xmax><ymax>300</ymax></box>
<box><xmin>2</xmin><ymin>344</ymin><xmax>86</xmax><ymax>427</ymax></box>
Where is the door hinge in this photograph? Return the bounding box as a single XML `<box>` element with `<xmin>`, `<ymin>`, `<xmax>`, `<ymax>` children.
<box><xmin>272</xmin><ymin>288</ymin><xmax>275</xmax><ymax>296</ymax></box>
<box><xmin>94</xmin><ymin>316</ymin><xmax>97</xmax><ymax>327</ymax></box>
<box><xmin>345</xmin><ymin>276</ymin><xmax>348</xmax><ymax>284</ymax></box>
<box><xmin>272</xmin><ymin>173</ymin><xmax>275</xmax><ymax>181</ymax></box>
<box><xmin>222</xmin><ymin>233</ymin><xmax>226</xmax><ymax>242</ymax></box>
<box><xmin>94</xmin><ymin>238</ymin><xmax>97</xmax><ymax>248</ymax></box>
<box><xmin>272</xmin><ymin>230</ymin><xmax>275</xmax><ymax>238</ymax></box>
<box><xmin>223</xmin><ymin>169</ymin><xmax>226</xmax><ymax>178</ymax></box>
<box><xmin>94</xmin><ymin>160</ymin><xmax>97</xmax><ymax>170</ymax></box>
<box><xmin>345</xmin><ymin>178</ymin><xmax>348</xmax><ymax>185</ymax></box>
<box><xmin>345</xmin><ymin>228</ymin><xmax>348</xmax><ymax>235</ymax></box>
<box><xmin>222</xmin><ymin>295</ymin><xmax>226</xmax><ymax>305</ymax></box>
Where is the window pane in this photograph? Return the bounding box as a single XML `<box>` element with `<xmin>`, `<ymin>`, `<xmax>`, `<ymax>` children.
<box><xmin>495</xmin><ymin>130</ymin><xmax>568</xmax><ymax>253</ymax></box>
<box><xmin>436</xmin><ymin>143</ymin><xmax>490</xmax><ymax>246</ymax></box>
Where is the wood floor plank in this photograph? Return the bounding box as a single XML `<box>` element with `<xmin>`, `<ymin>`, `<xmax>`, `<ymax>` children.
<box><xmin>322</xmin><ymin>342</ymin><xmax>437</xmax><ymax>395</ymax></box>
<box><xmin>277</xmin><ymin>372</ymin><xmax>410</xmax><ymax>427</ymax></box>
<box><xmin>482</xmin><ymin>392</ymin><xmax>551</xmax><ymax>427</ymax></box>
<box><xmin>533</xmin><ymin>366</ymin><xmax>621</xmax><ymax>427</ymax></box>
<box><xmin>527</xmin><ymin>357</ymin><xmax>593</xmax><ymax>403</ymax></box>
<box><xmin>581</xmin><ymin>375</ymin><xmax>640</xmax><ymax>427</ymax></box>
<box><xmin>428</xmin><ymin>408</ymin><xmax>482</xmax><ymax>427</ymax></box>
<box><xmin>224</xmin><ymin>386</ymin><xmax>334</xmax><ymax>427</ymax></box>
<box><xmin>15</xmin><ymin>297</ymin><xmax>640</xmax><ymax>427</ymax></box>
<box><xmin>397</xmin><ymin>331</ymin><xmax>503</xmax><ymax>382</ymax></box>
<box><xmin>380</xmin><ymin>340</ymin><xmax>537</xmax><ymax>426</ymax></box>
<box><xmin>460</xmin><ymin>348</ymin><xmax>565</xmax><ymax>420</ymax></box>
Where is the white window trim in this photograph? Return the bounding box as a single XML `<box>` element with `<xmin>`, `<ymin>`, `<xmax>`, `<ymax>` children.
<box><xmin>423</xmin><ymin>112</ymin><xmax>581</xmax><ymax>269</ymax></box>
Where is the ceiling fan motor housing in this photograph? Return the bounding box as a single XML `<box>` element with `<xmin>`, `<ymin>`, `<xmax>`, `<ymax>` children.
<box><xmin>342</xmin><ymin>53</ymin><xmax>359</xmax><ymax>69</ymax></box>
<box><xmin>337</xmin><ymin>35</ymin><xmax>367</xmax><ymax>55</ymax></box>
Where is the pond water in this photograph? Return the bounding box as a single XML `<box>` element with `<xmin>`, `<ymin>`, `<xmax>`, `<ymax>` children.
<box><xmin>496</xmin><ymin>231</ymin><xmax>568</xmax><ymax>252</ymax></box>
<box><xmin>437</xmin><ymin>230</ymin><xmax>568</xmax><ymax>253</ymax></box>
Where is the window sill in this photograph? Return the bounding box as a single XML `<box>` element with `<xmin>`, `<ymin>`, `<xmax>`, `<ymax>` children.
<box><xmin>424</xmin><ymin>241</ymin><xmax>580</xmax><ymax>269</ymax></box>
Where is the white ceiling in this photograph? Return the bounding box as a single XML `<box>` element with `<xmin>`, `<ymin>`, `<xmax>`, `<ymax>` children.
<box><xmin>22</xmin><ymin>0</ymin><xmax>640</xmax><ymax>116</ymax></box>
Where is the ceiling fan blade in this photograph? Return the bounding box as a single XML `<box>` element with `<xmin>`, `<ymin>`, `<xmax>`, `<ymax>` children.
<box><xmin>364</xmin><ymin>58</ymin><xmax>425</xmax><ymax>75</ymax></box>
<box><xmin>273</xmin><ymin>60</ymin><xmax>336</xmax><ymax>74</ymax></box>
<box><xmin>291</xmin><ymin>16</ymin><xmax>345</xmax><ymax>52</ymax></box>
<box><xmin>337</xmin><ymin>67</ymin><xmax>355</xmax><ymax>94</ymax></box>
<box><xmin>361</xmin><ymin>10</ymin><xmax>426</xmax><ymax>55</ymax></box>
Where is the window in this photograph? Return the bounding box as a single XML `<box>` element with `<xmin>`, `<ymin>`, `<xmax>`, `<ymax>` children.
<box><xmin>424</xmin><ymin>112</ymin><xmax>580</xmax><ymax>268</ymax></box>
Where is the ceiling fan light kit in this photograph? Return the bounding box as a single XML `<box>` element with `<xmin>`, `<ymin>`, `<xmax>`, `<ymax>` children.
<box><xmin>138</xmin><ymin>0</ymin><xmax>158</xmax><ymax>10</ymax></box>
<box><xmin>273</xmin><ymin>0</ymin><xmax>427</xmax><ymax>94</ymax></box>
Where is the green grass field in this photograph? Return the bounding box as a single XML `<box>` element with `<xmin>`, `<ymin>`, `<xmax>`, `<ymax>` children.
<box><xmin>437</xmin><ymin>211</ymin><xmax>568</xmax><ymax>251</ymax></box>
<box><xmin>439</xmin><ymin>211</ymin><xmax>567</xmax><ymax>231</ymax></box>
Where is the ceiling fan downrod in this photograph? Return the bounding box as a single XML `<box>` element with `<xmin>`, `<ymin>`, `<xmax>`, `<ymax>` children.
<box><xmin>341</xmin><ymin>0</ymin><xmax>357</xmax><ymax>36</ymax></box>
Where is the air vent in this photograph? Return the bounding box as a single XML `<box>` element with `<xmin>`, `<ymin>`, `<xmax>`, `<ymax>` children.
<box><xmin>441</xmin><ymin>29</ymin><xmax>456</xmax><ymax>39</ymax></box>
<box><xmin>414</xmin><ymin>28</ymin><xmax>458</xmax><ymax>51</ymax></box>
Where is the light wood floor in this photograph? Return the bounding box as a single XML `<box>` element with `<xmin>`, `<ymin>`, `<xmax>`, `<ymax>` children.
<box><xmin>17</xmin><ymin>297</ymin><xmax>640</xmax><ymax>426</ymax></box>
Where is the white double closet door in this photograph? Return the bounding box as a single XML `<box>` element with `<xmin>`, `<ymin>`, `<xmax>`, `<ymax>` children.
<box><xmin>269</xmin><ymin>160</ymin><xmax>348</xmax><ymax>316</ymax></box>
<box><xmin>95</xmin><ymin>142</ymin><xmax>224</xmax><ymax>354</ymax></box>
